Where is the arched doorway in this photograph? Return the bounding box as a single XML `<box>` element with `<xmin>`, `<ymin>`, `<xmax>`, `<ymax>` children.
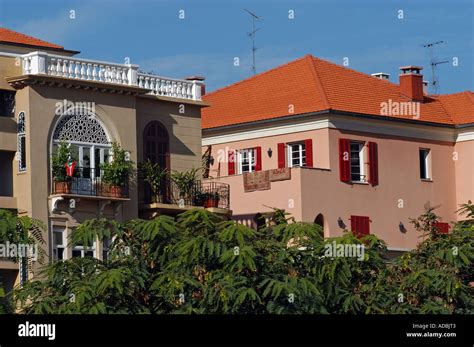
<box><xmin>143</xmin><ymin>121</ymin><xmax>170</xmax><ymax>171</ymax></box>
<box><xmin>314</xmin><ymin>213</ymin><xmax>325</xmax><ymax>235</ymax></box>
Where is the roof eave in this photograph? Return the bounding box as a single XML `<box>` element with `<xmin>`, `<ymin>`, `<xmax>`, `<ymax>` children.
<box><xmin>202</xmin><ymin>109</ymin><xmax>459</xmax><ymax>134</ymax></box>
<box><xmin>0</xmin><ymin>41</ymin><xmax>80</xmax><ymax>55</ymax></box>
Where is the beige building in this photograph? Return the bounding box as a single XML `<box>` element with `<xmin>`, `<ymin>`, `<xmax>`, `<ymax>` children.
<box><xmin>0</xmin><ymin>28</ymin><xmax>229</xmax><ymax>292</ymax></box>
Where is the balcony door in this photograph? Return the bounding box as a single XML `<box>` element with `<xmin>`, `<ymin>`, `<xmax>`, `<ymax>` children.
<box><xmin>144</xmin><ymin>121</ymin><xmax>170</xmax><ymax>170</ymax></box>
<box><xmin>143</xmin><ymin>121</ymin><xmax>170</xmax><ymax>202</ymax></box>
<box><xmin>68</xmin><ymin>145</ymin><xmax>110</xmax><ymax>195</ymax></box>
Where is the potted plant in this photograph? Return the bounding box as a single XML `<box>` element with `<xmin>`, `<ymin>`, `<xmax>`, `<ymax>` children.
<box><xmin>52</xmin><ymin>141</ymin><xmax>75</xmax><ymax>194</ymax></box>
<box><xmin>101</xmin><ymin>142</ymin><xmax>134</xmax><ymax>198</ymax></box>
<box><xmin>139</xmin><ymin>160</ymin><xmax>168</xmax><ymax>203</ymax></box>
<box><xmin>170</xmin><ymin>168</ymin><xmax>200</xmax><ymax>203</ymax></box>
<box><xmin>200</xmin><ymin>191</ymin><xmax>220</xmax><ymax>208</ymax></box>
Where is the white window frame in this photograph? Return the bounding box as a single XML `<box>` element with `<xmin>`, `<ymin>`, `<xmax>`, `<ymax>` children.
<box><xmin>52</xmin><ymin>227</ymin><xmax>66</xmax><ymax>261</ymax></box>
<box><xmin>287</xmin><ymin>142</ymin><xmax>306</xmax><ymax>167</ymax></box>
<box><xmin>72</xmin><ymin>240</ymin><xmax>97</xmax><ymax>258</ymax></box>
<box><xmin>237</xmin><ymin>148</ymin><xmax>256</xmax><ymax>174</ymax></box>
<box><xmin>350</xmin><ymin>142</ymin><xmax>366</xmax><ymax>182</ymax></box>
<box><xmin>419</xmin><ymin>148</ymin><xmax>430</xmax><ymax>180</ymax></box>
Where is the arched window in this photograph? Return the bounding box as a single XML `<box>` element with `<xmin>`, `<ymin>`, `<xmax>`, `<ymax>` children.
<box><xmin>52</xmin><ymin>112</ymin><xmax>111</xmax><ymax>183</ymax></box>
<box><xmin>143</xmin><ymin>121</ymin><xmax>169</xmax><ymax>170</ymax></box>
<box><xmin>17</xmin><ymin>111</ymin><xmax>26</xmax><ymax>172</ymax></box>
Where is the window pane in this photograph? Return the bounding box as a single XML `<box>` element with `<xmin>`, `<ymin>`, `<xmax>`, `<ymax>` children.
<box><xmin>57</xmin><ymin>248</ymin><xmax>64</xmax><ymax>260</ymax></box>
<box><xmin>72</xmin><ymin>250</ymin><xmax>82</xmax><ymax>258</ymax></box>
<box><xmin>53</xmin><ymin>231</ymin><xmax>63</xmax><ymax>246</ymax></box>
<box><xmin>350</xmin><ymin>143</ymin><xmax>361</xmax><ymax>181</ymax></box>
<box><xmin>419</xmin><ymin>150</ymin><xmax>428</xmax><ymax>179</ymax></box>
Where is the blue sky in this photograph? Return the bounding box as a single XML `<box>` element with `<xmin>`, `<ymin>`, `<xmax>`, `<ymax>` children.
<box><xmin>1</xmin><ymin>0</ymin><xmax>472</xmax><ymax>94</ymax></box>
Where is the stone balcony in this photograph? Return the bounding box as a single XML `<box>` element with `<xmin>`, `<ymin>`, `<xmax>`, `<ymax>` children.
<box><xmin>7</xmin><ymin>51</ymin><xmax>205</xmax><ymax>101</ymax></box>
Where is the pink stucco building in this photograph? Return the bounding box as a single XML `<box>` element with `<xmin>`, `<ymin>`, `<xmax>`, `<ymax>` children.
<box><xmin>201</xmin><ymin>55</ymin><xmax>474</xmax><ymax>252</ymax></box>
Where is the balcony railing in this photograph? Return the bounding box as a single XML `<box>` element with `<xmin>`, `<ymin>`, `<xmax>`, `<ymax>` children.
<box><xmin>19</xmin><ymin>51</ymin><xmax>204</xmax><ymax>101</ymax></box>
<box><xmin>138</xmin><ymin>175</ymin><xmax>230</xmax><ymax>210</ymax></box>
<box><xmin>51</xmin><ymin>167</ymin><xmax>130</xmax><ymax>199</ymax></box>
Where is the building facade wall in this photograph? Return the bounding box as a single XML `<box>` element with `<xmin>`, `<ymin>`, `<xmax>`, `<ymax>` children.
<box><xmin>203</xmin><ymin>118</ymin><xmax>468</xmax><ymax>249</ymax></box>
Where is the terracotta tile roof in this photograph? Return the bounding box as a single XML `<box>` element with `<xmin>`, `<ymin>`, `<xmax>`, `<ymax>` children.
<box><xmin>202</xmin><ymin>55</ymin><xmax>474</xmax><ymax>129</ymax></box>
<box><xmin>0</xmin><ymin>27</ymin><xmax>64</xmax><ymax>50</ymax></box>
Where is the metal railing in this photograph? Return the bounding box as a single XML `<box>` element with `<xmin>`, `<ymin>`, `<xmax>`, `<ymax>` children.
<box><xmin>137</xmin><ymin>174</ymin><xmax>230</xmax><ymax>210</ymax></box>
<box><xmin>51</xmin><ymin>167</ymin><xmax>130</xmax><ymax>198</ymax></box>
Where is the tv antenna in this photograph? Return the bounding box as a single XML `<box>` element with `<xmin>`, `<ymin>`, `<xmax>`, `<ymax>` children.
<box><xmin>244</xmin><ymin>8</ymin><xmax>261</xmax><ymax>75</ymax></box>
<box><xmin>423</xmin><ymin>40</ymin><xmax>448</xmax><ymax>94</ymax></box>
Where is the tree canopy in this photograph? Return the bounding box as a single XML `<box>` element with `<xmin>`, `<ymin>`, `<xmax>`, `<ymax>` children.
<box><xmin>3</xmin><ymin>203</ymin><xmax>473</xmax><ymax>314</ymax></box>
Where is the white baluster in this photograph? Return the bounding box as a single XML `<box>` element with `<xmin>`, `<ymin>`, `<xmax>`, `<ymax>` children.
<box><xmin>68</xmin><ymin>60</ymin><xmax>74</xmax><ymax>78</ymax></box>
<box><xmin>80</xmin><ymin>63</ymin><xmax>86</xmax><ymax>79</ymax></box>
<box><xmin>149</xmin><ymin>78</ymin><xmax>155</xmax><ymax>93</ymax></box>
<box><xmin>99</xmin><ymin>65</ymin><xmax>105</xmax><ymax>81</ymax></box>
<box><xmin>74</xmin><ymin>62</ymin><xmax>80</xmax><ymax>78</ymax></box>
<box><xmin>49</xmin><ymin>58</ymin><xmax>56</xmax><ymax>75</ymax></box>
<box><xmin>105</xmin><ymin>66</ymin><xmax>111</xmax><ymax>82</ymax></box>
<box><xmin>172</xmin><ymin>81</ymin><xmax>177</xmax><ymax>97</ymax></box>
<box><xmin>187</xmin><ymin>83</ymin><xmax>192</xmax><ymax>98</ymax></box>
<box><xmin>92</xmin><ymin>64</ymin><xmax>97</xmax><ymax>81</ymax></box>
<box><xmin>122</xmin><ymin>69</ymin><xmax>127</xmax><ymax>84</ymax></box>
<box><xmin>116</xmin><ymin>68</ymin><xmax>122</xmax><ymax>84</ymax></box>
<box><xmin>144</xmin><ymin>77</ymin><xmax>150</xmax><ymax>89</ymax></box>
<box><xmin>56</xmin><ymin>59</ymin><xmax>62</xmax><ymax>77</ymax></box>
<box><xmin>62</xmin><ymin>60</ymin><xmax>68</xmax><ymax>77</ymax></box>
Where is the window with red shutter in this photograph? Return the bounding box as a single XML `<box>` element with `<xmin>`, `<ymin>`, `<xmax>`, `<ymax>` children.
<box><xmin>434</xmin><ymin>222</ymin><xmax>450</xmax><ymax>234</ymax></box>
<box><xmin>228</xmin><ymin>150</ymin><xmax>235</xmax><ymax>175</ymax></box>
<box><xmin>277</xmin><ymin>143</ymin><xmax>286</xmax><ymax>168</ymax></box>
<box><xmin>304</xmin><ymin>139</ymin><xmax>313</xmax><ymax>167</ymax></box>
<box><xmin>350</xmin><ymin>215</ymin><xmax>370</xmax><ymax>237</ymax></box>
<box><xmin>255</xmin><ymin>146</ymin><xmax>262</xmax><ymax>171</ymax></box>
<box><xmin>368</xmin><ymin>142</ymin><xmax>379</xmax><ymax>186</ymax></box>
<box><xmin>339</xmin><ymin>138</ymin><xmax>350</xmax><ymax>182</ymax></box>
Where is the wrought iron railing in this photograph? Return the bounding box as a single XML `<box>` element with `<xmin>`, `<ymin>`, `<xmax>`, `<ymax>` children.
<box><xmin>137</xmin><ymin>173</ymin><xmax>230</xmax><ymax>210</ymax></box>
<box><xmin>51</xmin><ymin>167</ymin><xmax>130</xmax><ymax>198</ymax></box>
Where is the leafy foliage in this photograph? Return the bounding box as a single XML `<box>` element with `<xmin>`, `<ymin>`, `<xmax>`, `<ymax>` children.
<box><xmin>7</xmin><ymin>203</ymin><xmax>474</xmax><ymax>314</ymax></box>
<box><xmin>101</xmin><ymin>142</ymin><xmax>134</xmax><ymax>187</ymax></box>
<box><xmin>52</xmin><ymin>141</ymin><xmax>75</xmax><ymax>182</ymax></box>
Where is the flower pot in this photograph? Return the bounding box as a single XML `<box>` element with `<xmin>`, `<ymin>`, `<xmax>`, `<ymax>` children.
<box><xmin>203</xmin><ymin>197</ymin><xmax>219</xmax><ymax>208</ymax></box>
<box><xmin>54</xmin><ymin>180</ymin><xmax>71</xmax><ymax>194</ymax></box>
<box><xmin>109</xmin><ymin>185</ymin><xmax>123</xmax><ymax>198</ymax></box>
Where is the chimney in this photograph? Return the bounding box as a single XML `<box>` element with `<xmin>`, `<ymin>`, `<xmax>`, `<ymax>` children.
<box><xmin>399</xmin><ymin>66</ymin><xmax>424</xmax><ymax>101</ymax></box>
<box><xmin>371</xmin><ymin>72</ymin><xmax>390</xmax><ymax>81</ymax></box>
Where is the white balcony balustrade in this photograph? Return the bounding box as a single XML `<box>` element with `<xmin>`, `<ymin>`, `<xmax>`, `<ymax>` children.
<box><xmin>19</xmin><ymin>51</ymin><xmax>204</xmax><ymax>101</ymax></box>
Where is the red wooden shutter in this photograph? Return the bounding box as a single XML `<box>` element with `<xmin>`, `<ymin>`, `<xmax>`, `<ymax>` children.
<box><xmin>339</xmin><ymin>138</ymin><xmax>350</xmax><ymax>182</ymax></box>
<box><xmin>351</xmin><ymin>216</ymin><xmax>359</xmax><ymax>235</ymax></box>
<box><xmin>254</xmin><ymin>147</ymin><xmax>262</xmax><ymax>171</ymax></box>
<box><xmin>304</xmin><ymin>139</ymin><xmax>313</xmax><ymax>167</ymax></box>
<box><xmin>434</xmin><ymin>222</ymin><xmax>449</xmax><ymax>234</ymax></box>
<box><xmin>277</xmin><ymin>143</ymin><xmax>286</xmax><ymax>168</ymax></box>
<box><xmin>351</xmin><ymin>216</ymin><xmax>370</xmax><ymax>237</ymax></box>
<box><xmin>228</xmin><ymin>150</ymin><xmax>235</xmax><ymax>175</ymax></box>
<box><xmin>368</xmin><ymin>142</ymin><xmax>379</xmax><ymax>186</ymax></box>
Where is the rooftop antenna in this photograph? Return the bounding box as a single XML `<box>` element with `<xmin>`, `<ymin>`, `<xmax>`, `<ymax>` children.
<box><xmin>244</xmin><ymin>8</ymin><xmax>261</xmax><ymax>75</ymax></box>
<box><xmin>423</xmin><ymin>40</ymin><xmax>448</xmax><ymax>94</ymax></box>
